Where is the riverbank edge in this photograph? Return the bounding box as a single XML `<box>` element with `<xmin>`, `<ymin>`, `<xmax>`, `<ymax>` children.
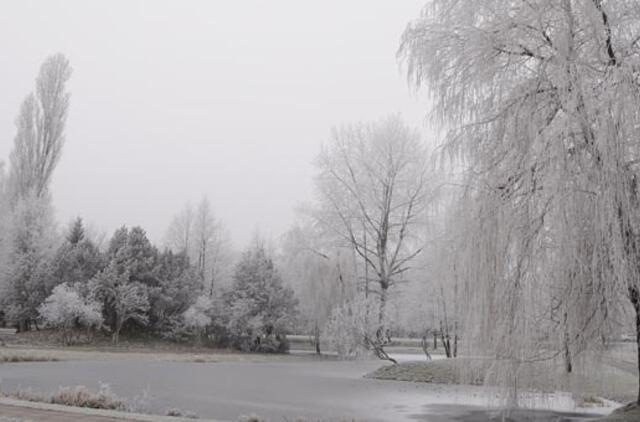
<box><xmin>0</xmin><ymin>397</ymin><xmax>228</xmax><ymax>422</ymax></box>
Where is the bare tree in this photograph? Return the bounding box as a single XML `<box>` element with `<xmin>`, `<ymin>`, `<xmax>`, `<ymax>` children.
<box><xmin>164</xmin><ymin>202</ymin><xmax>194</xmax><ymax>255</ymax></box>
<box><xmin>9</xmin><ymin>53</ymin><xmax>72</xmax><ymax>203</ymax></box>
<box><xmin>401</xmin><ymin>0</ymin><xmax>640</xmax><ymax>405</ymax></box>
<box><xmin>280</xmin><ymin>222</ymin><xmax>354</xmax><ymax>354</ymax></box>
<box><xmin>313</xmin><ymin>115</ymin><xmax>433</xmax><ymax>360</ymax></box>
<box><xmin>165</xmin><ymin>196</ymin><xmax>232</xmax><ymax>295</ymax></box>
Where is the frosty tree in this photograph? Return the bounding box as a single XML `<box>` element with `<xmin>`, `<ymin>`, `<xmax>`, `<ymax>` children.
<box><xmin>183</xmin><ymin>295</ymin><xmax>213</xmax><ymax>344</ymax></box>
<box><xmin>401</xmin><ymin>0</ymin><xmax>640</xmax><ymax>405</ymax></box>
<box><xmin>313</xmin><ymin>115</ymin><xmax>433</xmax><ymax>361</ymax></box>
<box><xmin>280</xmin><ymin>222</ymin><xmax>353</xmax><ymax>354</ymax></box>
<box><xmin>9</xmin><ymin>53</ymin><xmax>71</xmax><ymax>202</ymax></box>
<box><xmin>89</xmin><ymin>262</ymin><xmax>150</xmax><ymax>345</ymax></box>
<box><xmin>223</xmin><ymin>241</ymin><xmax>298</xmax><ymax>353</ymax></box>
<box><xmin>0</xmin><ymin>53</ymin><xmax>72</xmax><ymax>332</ymax></box>
<box><xmin>165</xmin><ymin>197</ymin><xmax>232</xmax><ymax>295</ymax></box>
<box><xmin>39</xmin><ymin>283</ymin><xmax>102</xmax><ymax>345</ymax></box>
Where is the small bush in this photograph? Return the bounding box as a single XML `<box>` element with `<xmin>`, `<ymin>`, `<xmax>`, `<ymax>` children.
<box><xmin>238</xmin><ymin>414</ymin><xmax>264</xmax><ymax>422</ymax></box>
<box><xmin>166</xmin><ymin>408</ymin><xmax>199</xmax><ymax>418</ymax></box>
<box><xmin>50</xmin><ymin>383</ymin><xmax>126</xmax><ymax>410</ymax></box>
<box><xmin>12</xmin><ymin>387</ymin><xmax>46</xmax><ymax>403</ymax></box>
<box><xmin>39</xmin><ymin>283</ymin><xmax>103</xmax><ymax>346</ymax></box>
<box><xmin>166</xmin><ymin>408</ymin><xmax>183</xmax><ymax>416</ymax></box>
<box><xmin>255</xmin><ymin>334</ymin><xmax>289</xmax><ymax>354</ymax></box>
<box><xmin>0</xmin><ymin>354</ymin><xmax>59</xmax><ymax>363</ymax></box>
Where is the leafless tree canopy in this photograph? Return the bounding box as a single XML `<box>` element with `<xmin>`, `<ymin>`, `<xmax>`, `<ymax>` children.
<box><xmin>312</xmin><ymin>115</ymin><xmax>434</xmax><ymax>355</ymax></box>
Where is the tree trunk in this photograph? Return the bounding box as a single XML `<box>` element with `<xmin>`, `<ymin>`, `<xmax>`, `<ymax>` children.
<box><xmin>453</xmin><ymin>334</ymin><xmax>458</xmax><ymax>358</ymax></box>
<box><xmin>629</xmin><ymin>286</ymin><xmax>640</xmax><ymax>405</ymax></box>
<box><xmin>421</xmin><ymin>333</ymin><xmax>432</xmax><ymax>360</ymax></box>
<box><xmin>440</xmin><ymin>320</ymin><xmax>451</xmax><ymax>358</ymax></box>
<box><xmin>562</xmin><ymin>312</ymin><xmax>572</xmax><ymax>373</ymax></box>
<box><xmin>112</xmin><ymin>320</ymin><xmax>122</xmax><ymax>345</ymax></box>
<box><xmin>17</xmin><ymin>319</ymin><xmax>29</xmax><ymax>333</ymax></box>
<box><xmin>376</xmin><ymin>286</ymin><xmax>388</xmax><ymax>344</ymax></box>
<box><xmin>433</xmin><ymin>332</ymin><xmax>437</xmax><ymax>350</ymax></box>
<box><xmin>314</xmin><ymin>321</ymin><xmax>321</xmax><ymax>355</ymax></box>
<box><xmin>563</xmin><ymin>335</ymin><xmax>573</xmax><ymax>374</ymax></box>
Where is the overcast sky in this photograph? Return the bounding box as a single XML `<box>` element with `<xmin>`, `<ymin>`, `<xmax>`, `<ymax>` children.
<box><xmin>0</xmin><ymin>0</ymin><xmax>429</xmax><ymax>248</ymax></box>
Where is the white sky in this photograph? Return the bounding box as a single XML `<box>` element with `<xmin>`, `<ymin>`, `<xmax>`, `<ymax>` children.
<box><xmin>0</xmin><ymin>0</ymin><xmax>430</xmax><ymax>248</ymax></box>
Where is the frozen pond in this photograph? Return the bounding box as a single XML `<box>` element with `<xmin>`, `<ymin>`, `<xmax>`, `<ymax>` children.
<box><xmin>0</xmin><ymin>358</ymin><xmax>611</xmax><ymax>421</ymax></box>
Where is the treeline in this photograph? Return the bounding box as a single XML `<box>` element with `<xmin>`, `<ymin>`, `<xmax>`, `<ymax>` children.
<box><xmin>0</xmin><ymin>53</ymin><xmax>440</xmax><ymax>362</ymax></box>
<box><xmin>0</xmin><ymin>54</ymin><xmax>298</xmax><ymax>352</ymax></box>
<box><xmin>4</xmin><ymin>216</ymin><xmax>298</xmax><ymax>351</ymax></box>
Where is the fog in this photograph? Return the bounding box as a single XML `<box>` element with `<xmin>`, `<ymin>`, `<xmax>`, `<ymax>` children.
<box><xmin>0</xmin><ymin>0</ymin><xmax>428</xmax><ymax>246</ymax></box>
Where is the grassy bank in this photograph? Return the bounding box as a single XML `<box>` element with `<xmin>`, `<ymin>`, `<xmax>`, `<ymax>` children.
<box><xmin>596</xmin><ymin>403</ymin><xmax>640</xmax><ymax>421</ymax></box>
<box><xmin>0</xmin><ymin>329</ymin><xmax>337</xmax><ymax>364</ymax></box>
<box><xmin>367</xmin><ymin>357</ymin><xmax>637</xmax><ymax>405</ymax></box>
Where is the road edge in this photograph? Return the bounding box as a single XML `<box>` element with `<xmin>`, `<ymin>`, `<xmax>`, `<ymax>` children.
<box><xmin>0</xmin><ymin>397</ymin><xmax>227</xmax><ymax>422</ymax></box>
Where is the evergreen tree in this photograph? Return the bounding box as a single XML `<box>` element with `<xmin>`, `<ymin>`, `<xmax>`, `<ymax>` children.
<box><xmin>223</xmin><ymin>243</ymin><xmax>298</xmax><ymax>352</ymax></box>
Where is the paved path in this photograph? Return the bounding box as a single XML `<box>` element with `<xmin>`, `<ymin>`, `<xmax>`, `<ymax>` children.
<box><xmin>0</xmin><ymin>403</ymin><xmax>131</xmax><ymax>422</ymax></box>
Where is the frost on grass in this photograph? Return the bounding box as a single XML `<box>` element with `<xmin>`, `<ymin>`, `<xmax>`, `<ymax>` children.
<box><xmin>11</xmin><ymin>383</ymin><xmax>125</xmax><ymax>411</ymax></box>
<box><xmin>166</xmin><ymin>407</ymin><xmax>199</xmax><ymax>419</ymax></box>
<box><xmin>11</xmin><ymin>383</ymin><xmax>126</xmax><ymax>411</ymax></box>
<box><xmin>8</xmin><ymin>383</ymin><xmax>202</xmax><ymax>418</ymax></box>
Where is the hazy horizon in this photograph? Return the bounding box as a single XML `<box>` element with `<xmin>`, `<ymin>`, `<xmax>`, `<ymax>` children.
<box><xmin>0</xmin><ymin>0</ymin><xmax>429</xmax><ymax>248</ymax></box>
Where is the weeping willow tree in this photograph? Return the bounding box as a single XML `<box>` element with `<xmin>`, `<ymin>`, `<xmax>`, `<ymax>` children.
<box><xmin>400</xmin><ymin>0</ymin><xmax>640</xmax><ymax>406</ymax></box>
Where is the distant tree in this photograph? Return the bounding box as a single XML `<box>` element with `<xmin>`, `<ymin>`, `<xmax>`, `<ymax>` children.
<box><xmin>224</xmin><ymin>242</ymin><xmax>298</xmax><ymax>353</ymax></box>
<box><xmin>108</xmin><ymin>226</ymin><xmax>158</xmax><ymax>285</ymax></box>
<box><xmin>280</xmin><ymin>223</ymin><xmax>349</xmax><ymax>354</ymax></box>
<box><xmin>124</xmin><ymin>227</ymin><xmax>158</xmax><ymax>284</ymax></box>
<box><xmin>50</xmin><ymin>218</ymin><xmax>104</xmax><ymax>289</ymax></box>
<box><xmin>149</xmin><ymin>249</ymin><xmax>201</xmax><ymax>335</ymax></box>
<box><xmin>0</xmin><ymin>54</ymin><xmax>72</xmax><ymax>332</ymax></box>
<box><xmin>8</xmin><ymin>53</ymin><xmax>72</xmax><ymax>202</ymax></box>
<box><xmin>67</xmin><ymin>218</ymin><xmax>85</xmax><ymax>245</ymax></box>
<box><xmin>312</xmin><ymin>115</ymin><xmax>433</xmax><ymax>360</ymax></box>
<box><xmin>165</xmin><ymin>197</ymin><xmax>233</xmax><ymax>295</ymax></box>
<box><xmin>1</xmin><ymin>193</ymin><xmax>58</xmax><ymax>331</ymax></box>
<box><xmin>193</xmin><ymin>197</ymin><xmax>216</xmax><ymax>287</ymax></box>
<box><xmin>164</xmin><ymin>202</ymin><xmax>194</xmax><ymax>255</ymax></box>
<box><xmin>89</xmin><ymin>262</ymin><xmax>149</xmax><ymax>344</ymax></box>
<box><xmin>184</xmin><ymin>295</ymin><xmax>213</xmax><ymax>329</ymax></box>
<box><xmin>107</xmin><ymin>226</ymin><xmax>129</xmax><ymax>259</ymax></box>
<box><xmin>39</xmin><ymin>283</ymin><xmax>102</xmax><ymax>345</ymax></box>
<box><xmin>183</xmin><ymin>295</ymin><xmax>213</xmax><ymax>344</ymax></box>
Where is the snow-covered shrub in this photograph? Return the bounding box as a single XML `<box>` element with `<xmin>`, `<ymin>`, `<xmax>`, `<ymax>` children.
<box><xmin>182</xmin><ymin>295</ymin><xmax>213</xmax><ymax>344</ymax></box>
<box><xmin>49</xmin><ymin>383</ymin><xmax>126</xmax><ymax>410</ymax></box>
<box><xmin>38</xmin><ymin>283</ymin><xmax>102</xmax><ymax>345</ymax></box>
<box><xmin>183</xmin><ymin>295</ymin><xmax>212</xmax><ymax>329</ymax></box>
<box><xmin>323</xmin><ymin>296</ymin><xmax>382</xmax><ymax>359</ymax></box>
<box><xmin>166</xmin><ymin>408</ymin><xmax>199</xmax><ymax>418</ymax></box>
<box><xmin>158</xmin><ymin>315</ymin><xmax>192</xmax><ymax>343</ymax></box>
